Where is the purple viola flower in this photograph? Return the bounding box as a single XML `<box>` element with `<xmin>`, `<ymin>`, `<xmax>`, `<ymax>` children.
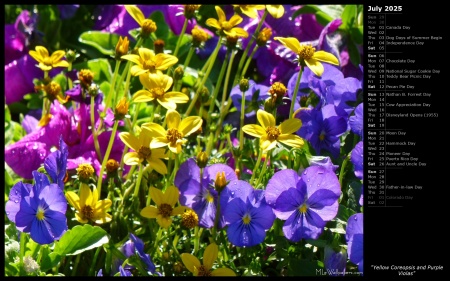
<box><xmin>221</xmin><ymin>180</ymin><xmax>275</xmax><ymax>247</ymax></box>
<box><xmin>119</xmin><ymin>266</ymin><xmax>132</xmax><ymax>276</ymax></box>
<box><xmin>230</xmin><ymin>79</ymin><xmax>270</xmax><ymax>119</ymax></box>
<box><xmin>5</xmin><ymin>101</ymin><xmax>72</xmax><ymax>179</ymax></box>
<box><xmin>350</xmin><ymin>141</ymin><xmax>363</xmax><ymax>180</ymax></box>
<box><xmin>174</xmin><ymin>158</ymin><xmax>237</xmax><ymax>228</ymax></box>
<box><xmin>44</xmin><ymin>135</ymin><xmax>68</xmax><ymax>189</ymax></box>
<box><xmin>5</xmin><ymin>181</ymin><xmax>32</xmax><ymax>225</ymax></box>
<box><xmin>7</xmin><ymin>171</ymin><xmax>68</xmax><ymax>245</ymax></box>
<box><xmin>117</xmin><ymin>233</ymin><xmax>156</xmax><ymax>275</ymax></box>
<box><xmin>307</xmin><ymin>156</ymin><xmax>339</xmax><ymax>173</ymax></box>
<box><xmin>349</xmin><ymin>103</ymin><xmax>363</xmax><ymax>139</ymax></box>
<box><xmin>324</xmin><ymin>246</ymin><xmax>347</xmax><ymax>276</ymax></box>
<box><xmin>346</xmin><ymin>213</ymin><xmax>363</xmax><ymax>274</ymax></box>
<box><xmin>296</xmin><ymin>104</ymin><xmax>348</xmax><ymax>159</ymax></box>
<box><xmin>265</xmin><ymin>166</ymin><xmax>341</xmax><ymax>241</ymax></box>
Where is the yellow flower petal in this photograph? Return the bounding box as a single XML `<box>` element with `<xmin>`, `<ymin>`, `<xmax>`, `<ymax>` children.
<box><xmin>211</xmin><ymin>268</ymin><xmax>236</xmax><ymax>276</ymax></box>
<box><xmin>125</xmin><ymin>5</ymin><xmax>145</xmax><ymax>26</ymax></box>
<box><xmin>38</xmin><ymin>63</ymin><xmax>52</xmax><ymax>72</ymax></box>
<box><xmin>172</xmin><ymin>206</ymin><xmax>187</xmax><ymax>216</ymax></box>
<box><xmin>151</xmin><ymin>148</ymin><xmax>168</xmax><ymax>159</ymax></box>
<box><xmin>80</xmin><ymin>183</ymin><xmax>93</xmax><ymax>206</ymax></box>
<box><xmin>65</xmin><ymin>191</ymin><xmax>80</xmax><ymax>211</ymax></box>
<box><xmin>139</xmin><ymin>47</ymin><xmax>155</xmax><ymax>61</ymax></box>
<box><xmin>157</xmin><ymin>216</ymin><xmax>172</xmax><ymax>229</ymax></box>
<box><xmin>130</xmin><ymin>65</ymin><xmax>147</xmax><ymax>76</ymax></box>
<box><xmin>119</xmin><ymin>132</ymin><xmax>140</xmax><ymax>151</ymax></box>
<box><xmin>260</xmin><ymin>136</ymin><xmax>277</xmax><ymax>151</ymax></box>
<box><xmin>266</xmin><ymin>5</ymin><xmax>285</xmax><ymax>19</ymax></box>
<box><xmin>215</xmin><ymin>6</ymin><xmax>226</xmax><ymax>23</ymax></box>
<box><xmin>274</xmin><ymin>37</ymin><xmax>301</xmax><ymax>53</ymax></box>
<box><xmin>164</xmin><ymin>92</ymin><xmax>189</xmax><ymax>103</ymax></box>
<box><xmin>121</xmin><ymin>54</ymin><xmax>141</xmax><ymax>64</ymax></box>
<box><xmin>50</xmin><ymin>50</ymin><xmax>66</xmax><ymax>62</ymax></box>
<box><xmin>29</xmin><ymin>50</ymin><xmax>43</xmax><ymax>63</ymax></box>
<box><xmin>242</xmin><ymin>124</ymin><xmax>265</xmax><ymax>138</ymax></box>
<box><xmin>179</xmin><ymin>116</ymin><xmax>202</xmax><ymax>137</ymax></box>
<box><xmin>257</xmin><ymin>110</ymin><xmax>275</xmax><ymax>128</ymax></box>
<box><xmin>94</xmin><ymin>213</ymin><xmax>112</xmax><ymax>224</ymax></box>
<box><xmin>166</xmin><ymin>110</ymin><xmax>181</xmax><ymax>129</ymax></box>
<box><xmin>142</xmin><ymin>123</ymin><xmax>167</xmax><ymax>138</ymax></box>
<box><xmin>52</xmin><ymin>60</ymin><xmax>70</xmax><ymax>68</ymax></box>
<box><xmin>313</xmin><ymin>50</ymin><xmax>340</xmax><ymax>65</ymax></box>
<box><xmin>165</xmin><ymin>186</ymin><xmax>180</xmax><ymax>207</ymax></box>
<box><xmin>279</xmin><ymin>118</ymin><xmax>302</xmax><ymax>134</ymax></box>
<box><xmin>154</xmin><ymin>54</ymin><xmax>178</xmax><ymax>71</ymax></box>
<box><xmin>157</xmin><ymin>98</ymin><xmax>177</xmax><ymax>110</ymax></box>
<box><xmin>140</xmin><ymin>205</ymin><xmax>159</xmax><ymax>218</ymax></box>
<box><xmin>150</xmin><ymin>187</ymin><xmax>164</xmax><ymax>206</ymax></box>
<box><xmin>181</xmin><ymin>253</ymin><xmax>202</xmax><ymax>274</ymax></box>
<box><xmin>94</xmin><ymin>199</ymin><xmax>112</xmax><ymax>214</ymax></box>
<box><xmin>203</xmin><ymin>243</ymin><xmax>218</xmax><ymax>270</ymax></box>
<box><xmin>278</xmin><ymin>134</ymin><xmax>305</xmax><ymax>148</ymax></box>
<box><xmin>304</xmin><ymin>58</ymin><xmax>324</xmax><ymax>77</ymax></box>
<box><xmin>91</xmin><ymin>186</ymin><xmax>99</xmax><ymax>205</ymax></box>
<box><xmin>150</xmin><ymin>138</ymin><xmax>169</xmax><ymax>149</ymax></box>
<box><xmin>228</xmin><ymin>15</ymin><xmax>243</xmax><ymax>27</ymax></box>
<box><xmin>224</xmin><ymin>28</ymin><xmax>249</xmax><ymax>38</ymax></box>
<box><xmin>124</xmin><ymin>152</ymin><xmax>141</xmax><ymax>166</ymax></box>
<box><xmin>147</xmin><ymin>157</ymin><xmax>168</xmax><ymax>175</ymax></box>
<box><xmin>75</xmin><ymin>213</ymin><xmax>89</xmax><ymax>224</ymax></box>
<box><xmin>205</xmin><ymin>18</ymin><xmax>221</xmax><ymax>30</ymax></box>
<box><xmin>36</xmin><ymin>46</ymin><xmax>49</xmax><ymax>59</ymax></box>
<box><xmin>132</xmin><ymin>90</ymin><xmax>154</xmax><ymax>103</ymax></box>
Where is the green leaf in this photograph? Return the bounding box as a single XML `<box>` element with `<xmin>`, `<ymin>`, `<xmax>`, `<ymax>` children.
<box><xmin>79</xmin><ymin>31</ymin><xmax>120</xmax><ymax>56</ymax></box>
<box><xmin>347</xmin><ymin>38</ymin><xmax>361</xmax><ymax>66</ymax></box>
<box><xmin>341</xmin><ymin>5</ymin><xmax>357</xmax><ymax>30</ymax></box>
<box><xmin>53</xmin><ymin>224</ymin><xmax>109</xmax><ymax>256</ymax></box>
<box><xmin>288</xmin><ymin>259</ymin><xmax>323</xmax><ymax>276</ymax></box>
<box><xmin>336</xmin><ymin>204</ymin><xmax>356</xmax><ymax>223</ymax></box>
<box><xmin>40</xmin><ymin>252</ymin><xmax>62</xmax><ymax>272</ymax></box>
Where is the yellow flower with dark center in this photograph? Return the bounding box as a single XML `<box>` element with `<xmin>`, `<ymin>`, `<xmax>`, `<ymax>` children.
<box><xmin>140</xmin><ymin>186</ymin><xmax>187</xmax><ymax>229</ymax></box>
<box><xmin>233</xmin><ymin>5</ymin><xmax>265</xmax><ymax>19</ymax></box>
<box><xmin>181</xmin><ymin>243</ymin><xmax>236</xmax><ymax>276</ymax></box>
<box><xmin>125</xmin><ymin>5</ymin><xmax>157</xmax><ymax>38</ymax></box>
<box><xmin>266</xmin><ymin>5</ymin><xmax>285</xmax><ymax>19</ymax></box>
<box><xmin>36</xmin><ymin>80</ymin><xmax>69</xmax><ymax>104</ymax></box>
<box><xmin>29</xmin><ymin>46</ymin><xmax>69</xmax><ymax>72</ymax></box>
<box><xmin>143</xmin><ymin>110</ymin><xmax>203</xmax><ymax>154</ymax></box>
<box><xmin>274</xmin><ymin>36</ymin><xmax>339</xmax><ymax>77</ymax></box>
<box><xmin>242</xmin><ymin>109</ymin><xmax>304</xmax><ymax>151</ymax></box>
<box><xmin>121</xmin><ymin>47</ymin><xmax>178</xmax><ymax>76</ymax></box>
<box><xmin>133</xmin><ymin>72</ymin><xmax>189</xmax><ymax>110</ymax></box>
<box><xmin>206</xmin><ymin>6</ymin><xmax>248</xmax><ymax>38</ymax></box>
<box><xmin>119</xmin><ymin>127</ymin><xmax>168</xmax><ymax>174</ymax></box>
<box><xmin>106</xmin><ymin>159</ymin><xmax>119</xmax><ymax>174</ymax></box>
<box><xmin>76</xmin><ymin>163</ymin><xmax>95</xmax><ymax>181</ymax></box>
<box><xmin>66</xmin><ymin>183</ymin><xmax>112</xmax><ymax>224</ymax></box>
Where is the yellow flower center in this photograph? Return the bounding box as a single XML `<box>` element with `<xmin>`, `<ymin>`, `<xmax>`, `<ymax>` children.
<box><xmin>143</xmin><ymin>59</ymin><xmax>157</xmax><ymax>72</ymax></box>
<box><xmin>197</xmin><ymin>265</ymin><xmax>212</xmax><ymax>276</ymax></box>
<box><xmin>181</xmin><ymin>209</ymin><xmax>199</xmax><ymax>229</ymax></box>
<box><xmin>214</xmin><ymin>171</ymin><xmax>227</xmax><ymax>192</ymax></box>
<box><xmin>221</xmin><ymin>21</ymin><xmax>233</xmax><ymax>31</ymax></box>
<box><xmin>266</xmin><ymin>126</ymin><xmax>281</xmax><ymax>141</ymax></box>
<box><xmin>158</xmin><ymin>203</ymin><xmax>173</xmax><ymax>218</ymax></box>
<box><xmin>298</xmin><ymin>45</ymin><xmax>315</xmax><ymax>60</ymax></box>
<box><xmin>205</xmin><ymin>191</ymin><xmax>214</xmax><ymax>203</ymax></box>
<box><xmin>36</xmin><ymin>207</ymin><xmax>45</xmax><ymax>220</ymax></box>
<box><xmin>138</xmin><ymin>145</ymin><xmax>152</xmax><ymax>160</ymax></box>
<box><xmin>150</xmin><ymin>87</ymin><xmax>165</xmax><ymax>98</ymax></box>
<box><xmin>44</xmin><ymin>81</ymin><xmax>62</xmax><ymax>99</ymax></box>
<box><xmin>77</xmin><ymin>163</ymin><xmax>95</xmax><ymax>180</ymax></box>
<box><xmin>106</xmin><ymin>159</ymin><xmax>119</xmax><ymax>173</ymax></box>
<box><xmin>166</xmin><ymin>128</ymin><xmax>183</xmax><ymax>146</ymax></box>
<box><xmin>257</xmin><ymin>27</ymin><xmax>272</xmax><ymax>46</ymax></box>
<box><xmin>81</xmin><ymin>205</ymin><xmax>95</xmax><ymax>220</ymax></box>
<box><xmin>184</xmin><ymin>5</ymin><xmax>200</xmax><ymax>19</ymax></box>
<box><xmin>319</xmin><ymin>131</ymin><xmax>326</xmax><ymax>141</ymax></box>
<box><xmin>43</xmin><ymin>57</ymin><xmax>53</xmax><ymax>66</ymax></box>
<box><xmin>142</xmin><ymin>19</ymin><xmax>157</xmax><ymax>35</ymax></box>
<box><xmin>192</xmin><ymin>26</ymin><xmax>209</xmax><ymax>44</ymax></box>
<box><xmin>299</xmin><ymin>203</ymin><xmax>308</xmax><ymax>214</ymax></box>
<box><xmin>242</xmin><ymin>213</ymin><xmax>251</xmax><ymax>225</ymax></box>
<box><xmin>78</xmin><ymin>69</ymin><xmax>95</xmax><ymax>87</ymax></box>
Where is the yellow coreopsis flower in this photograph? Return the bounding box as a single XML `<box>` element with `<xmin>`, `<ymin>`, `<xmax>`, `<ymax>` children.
<box><xmin>274</xmin><ymin>36</ymin><xmax>339</xmax><ymax>77</ymax></box>
<box><xmin>124</xmin><ymin>5</ymin><xmax>157</xmax><ymax>38</ymax></box>
<box><xmin>29</xmin><ymin>46</ymin><xmax>69</xmax><ymax>72</ymax></box>
<box><xmin>65</xmin><ymin>183</ymin><xmax>112</xmax><ymax>224</ymax></box>
<box><xmin>206</xmin><ymin>6</ymin><xmax>248</xmax><ymax>38</ymax></box>
<box><xmin>143</xmin><ymin>110</ymin><xmax>203</xmax><ymax>154</ymax></box>
<box><xmin>242</xmin><ymin>109</ymin><xmax>304</xmax><ymax>151</ymax></box>
<box><xmin>133</xmin><ymin>72</ymin><xmax>189</xmax><ymax>110</ymax></box>
<box><xmin>121</xmin><ymin>47</ymin><xmax>178</xmax><ymax>76</ymax></box>
<box><xmin>181</xmin><ymin>243</ymin><xmax>236</xmax><ymax>276</ymax></box>
<box><xmin>233</xmin><ymin>5</ymin><xmax>265</xmax><ymax>19</ymax></box>
<box><xmin>119</xmin><ymin>127</ymin><xmax>168</xmax><ymax>174</ymax></box>
<box><xmin>140</xmin><ymin>186</ymin><xmax>187</xmax><ymax>229</ymax></box>
<box><xmin>266</xmin><ymin>5</ymin><xmax>285</xmax><ymax>19</ymax></box>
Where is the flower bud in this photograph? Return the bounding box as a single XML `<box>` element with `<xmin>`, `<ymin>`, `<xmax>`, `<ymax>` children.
<box><xmin>184</xmin><ymin>5</ymin><xmax>201</xmax><ymax>19</ymax></box>
<box><xmin>196</xmin><ymin>151</ymin><xmax>209</xmax><ymax>168</ymax></box>
<box><xmin>77</xmin><ymin>163</ymin><xmax>95</xmax><ymax>182</ymax></box>
<box><xmin>174</xmin><ymin>66</ymin><xmax>184</xmax><ymax>80</ymax></box>
<box><xmin>141</xmin><ymin>19</ymin><xmax>157</xmax><ymax>38</ymax></box>
<box><xmin>239</xmin><ymin>78</ymin><xmax>249</xmax><ymax>92</ymax></box>
<box><xmin>154</xmin><ymin>39</ymin><xmax>165</xmax><ymax>54</ymax></box>
<box><xmin>214</xmin><ymin>171</ymin><xmax>227</xmax><ymax>192</ymax></box>
<box><xmin>115</xmin><ymin>36</ymin><xmax>129</xmax><ymax>60</ymax></box>
<box><xmin>115</xmin><ymin>97</ymin><xmax>129</xmax><ymax>119</ymax></box>
<box><xmin>106</xmin><ymin>159</ymin><xmax>120</xmax><ymax>174</ymax></box>
<box><xmin>181</xmin><ymin>208</ymin><xmax>199</xmax><ymax>229</ymax></box>
<box><xmin>256</xmin><ymin>27</ymin><xmax>273</xmax><ymax>47</ymax></box>
<box><xmin>65</xmin><ymin>49</ymin><xmax>79</xmax><ymax>63</ymax></box>
<box><xmin>88</xmin><ymin>84</ymin><xmax>100</xmax><ymax>97</ymax></box>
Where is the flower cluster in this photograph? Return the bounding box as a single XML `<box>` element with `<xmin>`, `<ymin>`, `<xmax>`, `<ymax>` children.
<box><xmin>5</xmin><ymin>4</ymin><xmax>364</xmax><ymax>277</ymax></box>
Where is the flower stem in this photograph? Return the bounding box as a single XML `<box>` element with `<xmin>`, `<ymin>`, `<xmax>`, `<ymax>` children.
<box><xmin>90</xmin><ymin>97</ymin><xmax>102</xmax><ymax>161</ymax></box>
<box><xmin>241</xmin><ymin>45</ymin><xmax>259</xmax><ymax>79</ymax></box>
<box><xmin>133</xmin><ymin>163</ymin><xmax>144</xmax><ymax>199</ymax></box>
<box><xmin>238</xmin><ymin>88</ymin><xmax>247</xmax><ymax>170</ymax></box>
<box><xmin>250</xmin><ymin>148</ymin><xmax>263</xmax><ymax>186</ymax></box>
<box><xmin>290</xmin><ymin>66</ymin><xmax>303</xmax><ymax>119</ymax></box>
<box><xmin>255</xmin><ymin>150</ymin><xmax>270</xmax><ymax>188</ymax></box>
<box><xmin>97</xmin><ymin>120</ymin><xmax>120</xmax><ymax>197</ymax></box>
<box><xmin>184</xmin><ymin>36</ymin><xmax>223</xmax><ymax>117</ymax></box>
<box><xmin>173</xmin><ymin>17</ymin><xmax>188</xmax><ymax>58</ymax></box>
<box><xmin>207</xmin><ymin>49</ymin><xmax>230</xmax><ymax>127</ymax></box>
<box><xmin>88</xmin><ymin>247</ymin><xmax>102</xmax><ymax>276</ymax></box>
<box><xmin>103</xmin><ymin>60</ymin><xmax>121</xmax><ymax>115</ymax></box>
<box><xmin>71</xmin><ymin>254</ymin><xmax>81</xmax><ymax>276</ymax></box>
<box><xmin>183</xmin><ymin>46</ymin><xmax>195</xmax><ymax>72</ymax></box>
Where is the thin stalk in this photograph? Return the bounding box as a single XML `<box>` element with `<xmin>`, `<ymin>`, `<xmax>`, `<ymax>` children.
<box><xmin>249</xmin><ymin>148</ymin><xmax>263</xmax><ymax>185</ymax></box>
<box><xmin>255</xmin><ymin>150</ymin><xmax>270</xmax><ymax>188</ymax></box>
<box><xmin>97</xmin><ymin>120</ymin><xmax>120</xmax><ymax>196</ymax></box>
<box><xmin>133</xmin><ymin>163</ymin><xmax>144</xmax><ymax>199</ymax></box>
<box><xmin>173</xmin><ymin>18</ymin><xmax>189</xmax><ymax>57</ymax></box>
<box><xmin>207</xmin><ymin>50</ymin><xmax>230</xmax><ymax>127</ymax></box>
<box><xmin>290</xmin><ymin>66</ymin><xmax>303</xmax><ymax>119</ymax></box>
<box><xmin>241</xmin><ymin>45</ymin><xmax>259</xmax><ymax>79</ymax></box>
<box><xmin>90</xmin><ymin>97</ymin><xmax>102</xmax><ymax>161</ymax></box>
<box><xmin>183</xmin><ymin>46</ymin><xmax>195</xmax><ymax>72</ymax></box>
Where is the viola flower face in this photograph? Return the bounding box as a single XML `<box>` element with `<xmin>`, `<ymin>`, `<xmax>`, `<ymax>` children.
<box><xmin>133</xmin><ymin>72</ymin><xmax>189</xmax><ymax>110</ymax></box>
<box><xmin>242</xmin><ymin>109</ymin><xmax>304</xmax><ymax>151</ymax></box>
<box><xmin>121</xmin><ymin>47</ymin><xmax>178</xmax><ymax>76</ymax></box>
<box><xmin>143</xmin><ymin>110</ymin><xmax>203</xmax><ymax>154</ymax></box>
<box><xmin>181</xmin><ymin>243</ymin><xmax>235</xmax><ymax>276</ymax></box>
<box><xmin>265</xmin><ymin>166</ymin><xmax>341</xmax><ymax>241</ymax></box>
<box><xmin>65</xmin><ymin>183</ymin><xmax>112</xmax><ymax>224</ymax></box>
<box><xmin>43</xmin><ymin>136</ymin><xmax>68</xmax><ymax>189</ymax></box>
<box><xmin>28</xmin><ymin>46</ymin><xmax>70</xmax><ymax>72</ymax></box>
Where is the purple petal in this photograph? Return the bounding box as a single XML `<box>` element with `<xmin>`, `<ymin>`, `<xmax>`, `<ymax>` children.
<box><xmin>282</xmin><ymin>211</ymin><xmax>323</xmax><ymax>242</ymax></box>
<box><xmin>5</xmin><ymin>181</ymin><xmax>33</xmax><ymax>223</ymax></box>
<box><xmin>350</xmin><ymin>141</ymin><xmax>364</xmax><ymax>180</ymax></box>
<box><xmin>349</xmin><ymin>103</ymin><xmax>364</xmax><ymax>138</ymax></box>
<box><xmin>265</xmin><ymin>169</ymin><xmax>300</xmax><ymax>207</ymax></box>
<box><xmin>249</xmin><ymin>200</ymin><xmax>275</xmax><ymax>230</ymax></box>
<box><xmin>41</xmin><ymin>210</ymin><xmax>68</xmax><ymax>241</ymax></box>
<box><xmin>203</xmin><ymin>163</ymin><xmax>237</xmax><ymax>188</ymax></box>
<box><xmin>300</xmin><ymin>166</ymin><xmax>341</xmax><ymax>198</ymax></box>
<box><xmin>174</xmin><ymin>158</ymin><xmax>200</xmax><ymax>187</ymax></box>
<box><xmin>30</xmin><ymin>219</ymin><xmax>55</xmax><ymax>245</ymax></box>
<box><xmin>273</xmin><ymin>188</ymin><xmax>303</xmax><ymax>220</ymax></box>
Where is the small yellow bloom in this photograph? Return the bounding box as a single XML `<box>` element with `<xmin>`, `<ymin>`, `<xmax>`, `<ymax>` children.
<box><xmin>143</xmin><ymin>110</ymin><xmax>203</xmax><ymax>154</ymax></box>
<box><xmin>76</xmin><ymin>163</ymin><xmax>95</xmax><ymax>181</ymax></box>
<box><xmin>266</xmin><ymin>5</ymin><xmax>285</xmax><ymax>19</ymax></box>
<box><xmin>115</xmin><ymin>36</ymin><xmax>130</xmax><ymax>59</ymax></box>
<box><xmin>29</xmin><ymin>46</ymin><xmax>69</xmax><ymax>72</ymax></box>
<box><xmin>119</xmin><ymin>127</ymin><xmax>168</xmax><ymax>174</ymax></box>
<box><xmin>242</xmin><ymin>109</ymin><xmax>304</xmax><ymax>151</ymax></box>
<box><xmin>206</xmin><ymin>6</ymin><xmax>248</xmax><ymax>38</ymax></box>
<box><xmin>133</xmin><ymin>72</ymin><xmax>189</xmax><ymax>110</ymax></box>
<box><xmin>181</xmin><ymin>243</ymin><xmax>236</xmax><ymax>276</ymax></box>
<box><xmin>121</xmin><ymin>47</ymin><xmax>178</xmax><ymax>76</ymax></box>
<box><xmin>125</xmin><ymin>5</ymin><xmax>157</xmax><ymax>38</ymax></box>
<box><xmin>183</xmin><ymin>5</ymin><xmax>201</xmax><ymax>19</ymax></box>
<box><xmin>274</xmin><ymin>36</ymin><xmax>339</xmax><ymax>77</ymax></box>
<box><xmin>191</xmin><ymin>25</ymin><xmax>210</xmax><ymax>47</ymax></box>
<box><xmin>114</xmin><ymin>97</ymin><xmax>129</xmax><ymax>118</ymax></box>
<box><xmin>140</xmin><ymin>186</ymin><xmax>187</xmax><ymax>229</ymax></box>
<box><xmin>35</xmin><ymin>81</ymin><xmax>69</xmax><ymax>104</ymax></box>
<box><xmin>65</xmin><ymin>183</ymin><xmax>112</xmax><ymax>224</ymax></box>
<box><xmin>233</xmin><ymin>5</ymin><xmax>265</xmax><ymax>19</ymax></box>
